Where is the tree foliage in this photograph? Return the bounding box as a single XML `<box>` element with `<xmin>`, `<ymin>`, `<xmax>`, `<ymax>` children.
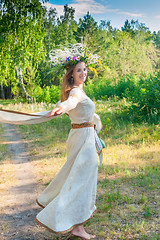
<box><xmin>0</xmin><ymin>0</ymin><xmax>46</xmax><ymax>100</ymax></box>
<box><xmin>0</xmin><ymin>2</ymin><xmax>159</xmax><ymax>110</ymax></box>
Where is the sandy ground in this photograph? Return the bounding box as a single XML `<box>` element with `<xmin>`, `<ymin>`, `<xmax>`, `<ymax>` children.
<box><xmin>0</xmin><ymin>124</ymin><xmax>72</xmax><ymax>240</ymax></box>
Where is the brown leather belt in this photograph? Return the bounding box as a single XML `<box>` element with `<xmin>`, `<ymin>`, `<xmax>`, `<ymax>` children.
<box><xmin>72</xmin><ymin>122</ymin><xmax>95</xmax><ymax>129</ymax></box>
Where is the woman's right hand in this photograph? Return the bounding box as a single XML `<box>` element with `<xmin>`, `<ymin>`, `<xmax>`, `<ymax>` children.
<box><xmin>46</xmin><ymin>107</ymin><xmax>63</xmax><ymax>118</ymax></box>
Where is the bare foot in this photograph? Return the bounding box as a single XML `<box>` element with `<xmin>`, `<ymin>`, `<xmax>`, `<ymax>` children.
<box><xmin>71</xmin><ymin>225</ymin><xmax>96</xmax><ymax>239</ymax></box>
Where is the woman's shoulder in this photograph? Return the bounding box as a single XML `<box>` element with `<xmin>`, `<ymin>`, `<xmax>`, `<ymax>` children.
<box><xmin>69</xmin><ymin>87</ymin><xmax>83</xmax><ymax>98</ymax></box>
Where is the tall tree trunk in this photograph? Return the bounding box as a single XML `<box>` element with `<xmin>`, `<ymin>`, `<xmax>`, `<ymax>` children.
<box><xmin>18</xmin><ymin>65</ymin><xmax>32</xmax><ymax>103</ymax></box>
<box><xmin>48</xmin><ymin>35</ymin><xmax>51</xmax><ymax>69</ymax></box>
<box><xmin>1</xmin><ymin>83</ymin><xmax>5</xmax><ymax>99</ymax></box>
<box><xmin>122</xmin><ymin>45</ymin><xmax>127</xmax><ymax>82</ymax></box>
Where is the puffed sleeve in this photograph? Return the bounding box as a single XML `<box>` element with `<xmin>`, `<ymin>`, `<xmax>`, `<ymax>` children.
<box><xmin>58</xmin><ymin>88</ymin><xmax>83</xmax><ymax>113</ymax></box>
<box><xmin>93</xmin><ymin>113</ymin><xmax>102</xmax><ymax>133</ymax></box>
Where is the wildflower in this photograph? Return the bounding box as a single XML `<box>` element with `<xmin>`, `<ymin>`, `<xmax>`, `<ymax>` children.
<box><xmin>73</xmin><ymin>55</ymin><xmax>77</xmax><ymax>61</ymax></box>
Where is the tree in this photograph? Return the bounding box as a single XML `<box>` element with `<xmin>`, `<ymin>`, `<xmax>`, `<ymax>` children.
<box><xmin>76</xmin><ymin>12</ymin><xmax>98</xmax><ymax>45</ymax></box>
<box><xmin>55</xmin><ymin>4</ymin><xmax>77</xmax><ymax>46</ymax></box>
<box><xmin>0</xmin><ymin>0</ymin><xmax>46</xmax><ymax>100</ymax></box>
<box><xmin>121</xmin><ymin>19</ymin><xmax>135</xmax><ymax>37</ymax></box>
<box><xmin>153</xmin><ymin>31</ymin><xmax>160</xmax><ymax>68</ymax></box>
<box><xmin>43</xmin><ymin>7</ymin><xmax>57</xmax><ymax>55</ymax></box>
<box><xmin>100</xmin><ymin>29</ymin><xmax>158</xmax><ymax>80</ymax></box>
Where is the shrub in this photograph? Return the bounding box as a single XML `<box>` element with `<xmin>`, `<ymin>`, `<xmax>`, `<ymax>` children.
<box><xmin>85</xmin><ymin>72</ymin><xmax>160</xmax><ymax>122</ymax></box>
<box><xmin>49</xmin><ymin>85</ymin><xmax>60</xmax><ymax>103</ymax></box>
<box><xmin>85</xmin><ymin>78</ymin><xmax>114</xmax><ymax>100</ymax></box>
<box><xmin>32</xmin><ymin>85</ymin><xmax>44</xmax><ymax>103</ymax></box>
<box><xmin>115</xmin><ymin>76</ymin><xmax>138</xmax><ymax>99</ymax></box>
<box><xmin>127</xmin><ymin>73</ymin><xmax>160</xmax><ymax>122</ymax></box>
<box><xmin>33</xmin><ymin>85</ymin><xmax>60</xmax><ymax>104</ymax></box>
<box><xmin>85</xmin><ymin>75</ymin><xmax>138</xmax><ymax>100</ymax></box>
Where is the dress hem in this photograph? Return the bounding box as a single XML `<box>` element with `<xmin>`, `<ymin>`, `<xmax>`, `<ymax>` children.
<box><xmin>35</xmin><ymin>209</ymin><xmax>96</xmax><ymax>234</ymax></box>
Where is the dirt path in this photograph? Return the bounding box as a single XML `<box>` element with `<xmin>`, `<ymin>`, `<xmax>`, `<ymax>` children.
<box><xmin>0</xmin><ymin>124</ymin><xmax>61</xmax><ymax>240</ymax></box>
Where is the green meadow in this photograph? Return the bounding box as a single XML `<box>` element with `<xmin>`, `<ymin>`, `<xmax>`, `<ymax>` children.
<box><xmin>0</xmin><ymin>99</ymin><xmax>159</xmax><ymax>239</ymax></box>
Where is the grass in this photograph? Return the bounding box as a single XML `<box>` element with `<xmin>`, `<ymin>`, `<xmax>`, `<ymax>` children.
<box><xmin>0</xmin><ymin>125</ymin><xmax>15</xmax><ymax>187</ymax></box>
<box><xmin>0</xmin><ymin>124</ymin><xmax>17</xmax><ymax>238</ymax></box>
<box><xmin>0</xmin><ymin>99</ymin><xmax>160</xmax><ymax>239</ymax></box>
<box><xmin>0</xmin><ymin>98</ymin><xmax>23</xmax><ymax>106</ymax></box>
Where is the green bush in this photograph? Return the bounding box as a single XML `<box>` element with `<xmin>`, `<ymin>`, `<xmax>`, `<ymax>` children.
<box><xmin>127</xmin><ymin>73</ymin><xmax>160</xmax><ymax>122</ymax></box>
<box><xmin>115</xmin><ymin>76</ymin><xmax>138</xmax><ymax>99</ymax></box>
<box><xmin>49</xmin><ymin>85</ymin><xmax>60</xmax><ymax>103</ymax></box>
<box><xmin>33</xmin><ymin>85</ymin><xmax>60</xmax><ymax>104</ymax></box>
<box><xmin>85</xmin><ymin>73</ymin><xmax>160</xmax><ymax>122</ymax></box>
<box><xmin>32</xmin><ymin>85</ymin><xmax>44</xmax><ymax>102</ymax></box>
<box><xmin>85</xmin><ymin>78</ymin><xmax>114</xmax><ymax>99</ymax></box>
<box><xmin>85</xmin><ymin>75</ymin><xmax>138</xmax><ymax>100</ymax></box>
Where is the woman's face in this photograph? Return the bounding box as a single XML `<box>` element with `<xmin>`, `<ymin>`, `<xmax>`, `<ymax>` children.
<box><xmin>72</xmin><ymin>62</ymin><xmax>87</xmax><ymax>86</ymax></box>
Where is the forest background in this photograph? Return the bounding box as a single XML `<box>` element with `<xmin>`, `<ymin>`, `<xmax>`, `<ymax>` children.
<box><xmin>0</xmin><ymin>0</ymin><xmax>160</xmax><ymax>123</ymax></box>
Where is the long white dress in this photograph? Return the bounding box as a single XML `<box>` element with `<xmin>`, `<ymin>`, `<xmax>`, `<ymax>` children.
<box><xmin>35</xmin><ymin>87</ymin><xmax>101</xmax><ymax>233</ymax></box>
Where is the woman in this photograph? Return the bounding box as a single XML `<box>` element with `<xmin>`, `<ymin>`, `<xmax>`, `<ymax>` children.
<box><xmin>35</xmin><ymin>61</ymin><xmax>101</xmax><ymax>239</ymax></box>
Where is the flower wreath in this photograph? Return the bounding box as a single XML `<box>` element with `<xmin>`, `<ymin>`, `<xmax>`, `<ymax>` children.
<box><xmin>49</xmin><ymin>43</ymin><xmax>102</xmax><ymax>74</ymax></box>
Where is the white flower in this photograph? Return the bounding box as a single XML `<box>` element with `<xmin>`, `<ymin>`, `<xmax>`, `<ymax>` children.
<box><xmin>53</xmin><ymin>57</ymin><xmax>59</xmax><ymax>64</ymax></box>
<box><xmin>88</xmin><ymin>53</ymin><xmax>93</xmax><ymax>59</ymax></box>
<box><xmin>93</xmin><ymin>54</ymin><xmax>98</xmax><ymax>60</ymax></box>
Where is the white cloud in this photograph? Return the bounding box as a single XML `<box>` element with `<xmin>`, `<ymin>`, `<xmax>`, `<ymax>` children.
<box><xmin>41</xmin><ymin>0</ymin><xmax>118</xmax><ymax>20</ymax></box>
<box><xmin>69</xmin><ymin>0</ymin><xmax>120</xmax><ymax>17</ymax></box>
<box><xmin>120</xmin><ymin>11</ymin><xmax>144</xmax><ymax>18</ymax></box>
<box><xmin>41</xmin><ymin>2</ymin><xmax>64</xmax><ymax>16</ymax></box>
<box><xmin>41</xmin><ymin>0</ymin><xmax>144</xmax><ymax>20</ymax></box>
<box><xmin>155</xmin><ymin>15</ymin><xmax>160</xmax><ymax>19</ymax></box>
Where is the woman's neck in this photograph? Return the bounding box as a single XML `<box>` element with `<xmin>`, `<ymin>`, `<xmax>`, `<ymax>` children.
<box><xmin>73</xmin><ymin>83</ymin><xmax>83</xmax><ymax>90</ymax></box>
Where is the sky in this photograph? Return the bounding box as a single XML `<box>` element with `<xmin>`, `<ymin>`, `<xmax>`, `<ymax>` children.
<box><xmin>41</xmin><ymin>0</ymin><xmax>160</xmax><ymax>32</ymax></box>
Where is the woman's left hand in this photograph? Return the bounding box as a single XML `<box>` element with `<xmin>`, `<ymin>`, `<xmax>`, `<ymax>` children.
<box><xmin>46</xmin><ymin>107</ymin><xmax>63</xmax><ymax>118</ymax></box>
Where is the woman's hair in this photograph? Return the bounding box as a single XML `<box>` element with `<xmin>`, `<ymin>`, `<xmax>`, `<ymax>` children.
<box><xmin>60</xmin><ymin>65</ymin><xmax>75</xmax><ymax>102</ymax></box>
